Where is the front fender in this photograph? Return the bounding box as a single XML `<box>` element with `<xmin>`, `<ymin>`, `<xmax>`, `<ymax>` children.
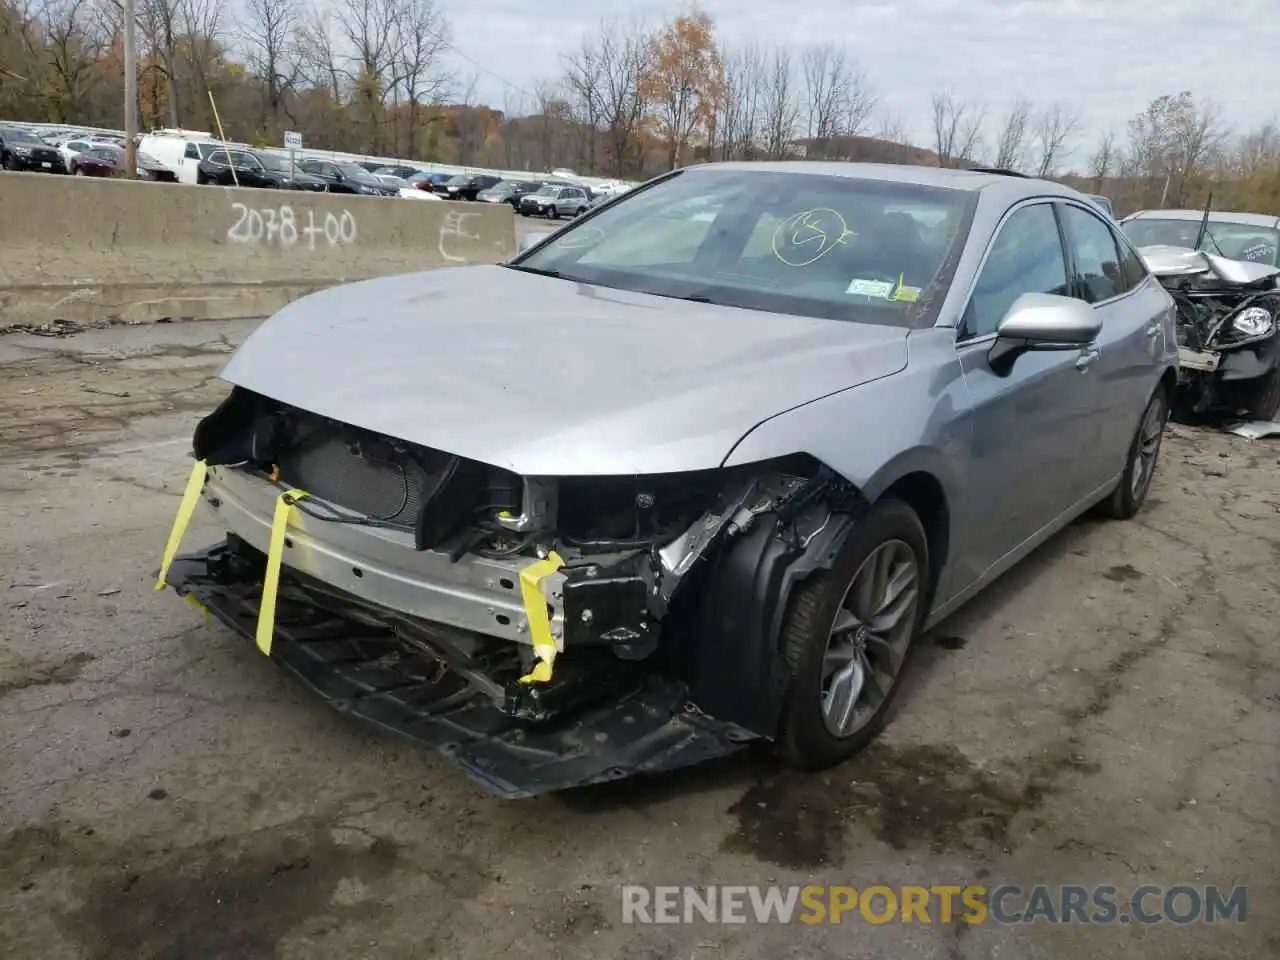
<box><xmin>721</xmin><ymin>328</ymin><xmax>967</xmax><ymax>504</ymax></box>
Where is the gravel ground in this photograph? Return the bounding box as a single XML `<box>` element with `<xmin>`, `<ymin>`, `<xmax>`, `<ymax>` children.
<box><xmin>1</xmin><ymin>319</ymin><xmax>1277</xmax><ymax>960</ymax></box>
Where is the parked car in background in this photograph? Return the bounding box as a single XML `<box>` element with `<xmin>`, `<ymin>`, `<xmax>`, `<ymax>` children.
<box><xmin>157</xmin><ymin>162</ymin><xmax>1178</xmax><ymax>799</ymax></box>
<box><xmin>57</xmin><ymin>136</ymin><xmax>120</xmax><ymax>170</ymax></box>
<box><xmin>0</xmin><ymin>125</ymin><xmax>66</xmax><ymax>173</ymax></box>
<box><xmin>197</xmin><ymin>148</ymin><xmax>327</xmax><ymax>190</ymax></box>
<box><xmin>476</xmin><ymin>179</ymin><xmax>543</xmax><ymax>208</ymax></box>
<box><xmin>518</xmin><ymin>182</ymin><xmax>591</xmax><ymax>218</ymax></box>
<box><xmin>1087</xmin><ymin>195</ymin><xmax>1116</xmax><ymax>218</ymax></box>
<box><xmin>69</xmin><ymin>145</ymin><xmax>124</xmax><ymax>177</ymax></box>
<box><xmin>138</xmin><ymin>131</ymin><xmax>223</xmax><ymax>185</ymax></box>
<box><xmin>296</xmin><ymin>158</ymin><xmax>398</xmax><ymax>196</ymax></box>
<box><xmin>441</xmin><ymin>173</ymin><xmax>501</xmax><ymax>201</ymax></box>
<box><xmin>1120</xmin><ymin>209</ymin><xmax>1280</xmax><ymax>266</ymax></box>
<box><xmin>408</xmin><ymin>171</ymin><xmax>458</xmax><ymax>195</ymax></box>
<box><xmin>136</xmin><ymin>151</ymin><xmax>179</xmax><ymax>182</ymax></box>
<box><xmin>372</xmin><ymin>164</ymin><xmax>424</xmax><ymax>181</ymax></box>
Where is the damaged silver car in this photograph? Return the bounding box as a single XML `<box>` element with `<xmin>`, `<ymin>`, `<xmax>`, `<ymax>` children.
<box><xmin>157</xmin><ymin>163</ymin><xmax>1179</xmax><ymax>798</ymax></box>
<box><xmin>1132</xmin><ymin>242</ymin><xmax>1280</xmax><ymax>421</ymax></box>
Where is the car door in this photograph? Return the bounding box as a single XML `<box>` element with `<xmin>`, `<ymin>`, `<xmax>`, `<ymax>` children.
<box><xmin>1058</xmin><ymin>200</ymin><xmax>1167</xmax><ymax>495</ymax></box>
<box><xmin>953</xmin><ymin>200</ymin><xmax>1101</xmax><ymax>583</ymax></box>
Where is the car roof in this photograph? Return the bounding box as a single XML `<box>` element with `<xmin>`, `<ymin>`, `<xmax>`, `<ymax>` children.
<box><xmin>1123</xmin><ymin>208</ymin><xmax>1280</xmax><ymax>228</ymax></box>
<box><xmin>685</xmin><ymin>161</ymin><xmax>1086</xmax><ymax>200</ymax></box>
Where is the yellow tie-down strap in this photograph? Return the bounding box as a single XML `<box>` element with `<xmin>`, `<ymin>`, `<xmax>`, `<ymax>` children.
<box><xmin>517</xmin><ymin>551</ymin><xmax>565</xmax><ymax>685</ymax></box>
<box><xmin>155</xmin><ymin>458</ymin><xmax>210</xmax><ymax>591</ymax></box>
<box><xmin>256</xmin><ymin>489</ymin><xmax>308</xmax><ymax>656</ymax></box>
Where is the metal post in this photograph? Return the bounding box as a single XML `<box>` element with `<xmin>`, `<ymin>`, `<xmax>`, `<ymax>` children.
<box><xmin>123</xmin><ymin>0</ymin><xmax>138</xmax><ymax>178</ymax></box>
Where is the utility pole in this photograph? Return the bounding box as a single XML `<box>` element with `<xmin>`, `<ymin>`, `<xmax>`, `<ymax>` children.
<box><xmin>123</xmin><ymin>0</ymin><xmax>138</xmax><ymax>177</ymax></box>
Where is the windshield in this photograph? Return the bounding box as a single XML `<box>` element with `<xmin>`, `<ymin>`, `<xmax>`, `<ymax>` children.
<box><xmin>532</xmin><ymin>183</ymin><xmax>561</xmax><ymax>196</ymax></box>
<box><xmin>336</xmin><ymin>162</ymin><xmax>377</xmax><ymax>183</ymax></box>
<box><xmin>257</xmin><ymin>153</ymin><xmax>290</xmax><ymax>172</ymax></box>
<box><xmin>446</xmin><ymin>174</ymin><xmax>470</xmax><ymax>186</ymax></box>
<box><xmin>88</xmin><ymin>147</ymin><xmax>121</xmax><ymax>161</ymax></box>
<box><xmin>513</xmin><ymin>169</ymin><xmax>975</xmax><ymax>326</ymax></box>
<box><xmin>1122</xmin><ymin>217</ymin><xmax>1280</xmax><ymax>266</ymax></box>
<box><xmin>2</xmin><ymin>128</ymin><xmax>43</xmax><ymax>144</ymax></box>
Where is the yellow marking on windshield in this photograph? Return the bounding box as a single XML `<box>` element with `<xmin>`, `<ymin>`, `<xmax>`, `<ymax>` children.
<box><xmin>771</xmin><ymin>208</ymin><xmax>854</xmax><ymax>267</ymax></box>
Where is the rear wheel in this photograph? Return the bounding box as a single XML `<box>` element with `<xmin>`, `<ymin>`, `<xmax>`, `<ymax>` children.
<box><xmin>548</xmin><ymin>205</ymin><xmax>558</xmax><ymax>219</ymax></box>
<box><xmin>777</xmin><ymin>499</ymin><xmax>929</xmax><ymax>769</ymax></box>
<box><xmin>1100</xmin><ymin>386</ymin><xmax>1168</xmax><ymax>520</ymax></box>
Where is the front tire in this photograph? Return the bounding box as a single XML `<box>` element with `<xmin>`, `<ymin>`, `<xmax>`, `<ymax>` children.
<box><xmin>547</xmin><ymin>205</ymin><xmax>558</xmax><ymax>219</ymax></box>
<box><xmin>1100</xmin><ymin>385</ymin><xmax>1168</xmax><ymax>520</ymax></box>
<box><xmin>777</xmin><ymin>499</ymin><xmax>929</xmax><ymax>770</ymax></box>
<box><xmin>1243</xmin><ymin>365</ymin><xmax>1280</xmax><ymax>421</ymax></box>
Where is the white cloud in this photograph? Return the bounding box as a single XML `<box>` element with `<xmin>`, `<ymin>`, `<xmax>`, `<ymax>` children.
<box><xmin>444</xmin><ymin>0</ymin><xmax>1278</xmax><ymax>165</ymax></box>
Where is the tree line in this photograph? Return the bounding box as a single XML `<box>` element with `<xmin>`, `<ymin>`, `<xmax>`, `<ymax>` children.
<box><xmin>2</xmin><ymin>0</ymin><xmax>1278</xmax><ymax>214</ymax></box>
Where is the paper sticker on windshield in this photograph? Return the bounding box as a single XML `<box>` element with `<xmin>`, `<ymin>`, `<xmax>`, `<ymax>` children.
<box><xmin>554</xmin><ymin>226</ymin><xmax>605</xmax><ymax>250</ymax></box>
<box><xmin>846</xmin><ymin>278</ymin><xmax>894</xmax><ymax>298</ymax></box>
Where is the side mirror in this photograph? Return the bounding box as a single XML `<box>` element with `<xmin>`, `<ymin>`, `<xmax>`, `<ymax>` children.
<box><xmin>989</xmin><ymin>292</ymin><xmax>1101</xmax><ymax>373</ymax></box>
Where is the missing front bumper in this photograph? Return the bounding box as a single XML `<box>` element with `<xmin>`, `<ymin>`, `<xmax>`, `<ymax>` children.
<box><xmin>165</xmin><ymin>540</ymin><xmax>752</xmax><ymax>798</ymax></box>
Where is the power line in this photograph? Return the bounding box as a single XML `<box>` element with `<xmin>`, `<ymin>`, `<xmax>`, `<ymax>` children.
<box><xmin>447</xmin><ymin>43</ymin><xmax>543</xmax><ymax>104</ymax></box>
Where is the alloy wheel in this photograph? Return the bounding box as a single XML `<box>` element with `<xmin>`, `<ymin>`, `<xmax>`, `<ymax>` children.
<box><xmin>820</xmin><ymin>539</ymin><xmax>921</xmax><ymax>738</ymax></box>
<box><xmin>1130</xmin><ymin>394</ymin><xmax>1166</xmax><ymax>499</ymax></box>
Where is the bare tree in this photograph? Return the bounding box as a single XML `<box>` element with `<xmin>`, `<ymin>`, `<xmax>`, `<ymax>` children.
<box><xmin>760</xmin><ymin>44</ymin><xmax>799</xmax><ymax>159</ymax></box>
<box><xmin>1122</xmin><ymin>92</ymin><xmax>1226</xmax><ymax>207</ymax></box>
<box><xmin>561</xmin><ymin>31</ymin><xmax>603</xmax><ymax>173</ymax></box>
<box><xmin>1031</xmin><ymin>101</ymin><xmax>1080</xmax><ymax>176</ymax></box>
<box><xmin>392</xmin><ymin>0</ymin><xmax>449</xmax><ymax>159</ymax></box>
<box><xmin>179</xmin><ymin>0</ymin><xmax>224</xmax><ymax>126</ymax></box>
<box><xmin>800</xmin><ymin>41</ymin><xmax>875</xmax><ymax>159</ymax></box>
<box><xmin>715</xmin><ymin>41</ymin><xmax>765</xmax><ymax>161</ymax></box>
<box><xmin>1088</xmin><ymin>129</ymin><xmax>1117</xmax><ymax>192</ymax></box>
<box><xmin>136</xmin><ymin>0</ymin><xmax>183</xmax><ymax>126</ymax></box>
<box><xmin>293</xmin><ymin>2</ymin><xmax>344</xmax><ymax>101</ymax></box>
<box><xmin>930</xmin><ymin>92</ymin><xmax>983</xmax><ymax>167</ymax></box>
<box><xmin>873</xmin><ymin>110</ymin><xmax>915</xmax><ymax>163</ymax></box>
<box><xmin>240</xmin><ymin>0</ymin><xmax>297</xmax><ymax>129</ymax></box>
<box><xmin>40</xmin><ymin>0</ymin><xmax>107</xmax><ymax>122</ymax></box>
<box><xmin>992</xmin><ymin>97</ymin><xmax>1031</xmax><ymax>171</ymax></box>
<box><xmin>593</xmin><ymin>18</ymin><xmax>651</xmax><ymax>177</ymax></box>
<box><xmin>334</xmin><ymin>0</ymin><xmax>405</xmax><ymax>151</ymax></box>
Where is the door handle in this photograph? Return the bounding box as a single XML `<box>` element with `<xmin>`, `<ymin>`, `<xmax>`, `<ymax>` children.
<box><xmin>1075</xmin><ymin>346</ymin><xmax>1100</xmax><ymax>371</ymax></box>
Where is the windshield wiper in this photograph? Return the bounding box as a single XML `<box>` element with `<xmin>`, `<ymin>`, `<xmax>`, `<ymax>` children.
<box><xmin>505</xmin><ymin>264</ymin><xmax>566</xmax><ymax>279</ymax></box>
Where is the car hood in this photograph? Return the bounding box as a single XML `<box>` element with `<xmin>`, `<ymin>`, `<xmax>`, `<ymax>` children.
<box><xmin>218</xmin><ymin>266</ymin><xmax>909</xmax><ymax>475</ymax></box>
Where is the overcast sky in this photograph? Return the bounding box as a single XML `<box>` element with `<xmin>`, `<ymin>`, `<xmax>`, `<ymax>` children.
<box><xmin>443</xmin><ymin>0</ymin><xmax>1276</xmax><ymax>167</ymax></box>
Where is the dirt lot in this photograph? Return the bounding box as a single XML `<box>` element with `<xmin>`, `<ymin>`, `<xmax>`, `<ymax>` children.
<box><xmin>1</xmin><ymin>320</ymin><xmax>1277</xmax><ymax>960</ymax></box>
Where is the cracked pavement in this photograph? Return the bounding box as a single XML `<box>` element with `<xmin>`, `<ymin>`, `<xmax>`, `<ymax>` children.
<box><xmin>1</xmin><ymin>319</ymin><xmax>1277</xmax><ymax>959</ymax></box>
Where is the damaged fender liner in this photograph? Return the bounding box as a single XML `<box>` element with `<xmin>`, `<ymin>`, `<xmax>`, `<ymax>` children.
<box><xmin>166</xmin><ymin>543</ymin><xmax>754</xmax><ymax>799</ymax></box>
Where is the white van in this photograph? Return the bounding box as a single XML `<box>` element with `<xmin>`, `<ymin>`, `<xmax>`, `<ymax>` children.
<box><xmin>137</xmin><ymin>129</ymin><xmax>225</xmax><ymax>185</ymax></box>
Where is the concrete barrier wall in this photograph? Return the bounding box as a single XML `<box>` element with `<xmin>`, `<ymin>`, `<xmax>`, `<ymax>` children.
<box><xmin>0</xmin><ymin>172</ymin><xmax>516</xmax><ymax>329</ymax></box>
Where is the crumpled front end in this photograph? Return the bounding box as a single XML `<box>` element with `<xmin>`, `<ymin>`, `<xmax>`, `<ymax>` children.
<box><xmin>1141</xmin><ymin>245</ymin><xmax>1280</xmax><ymax>417</ymax></box>
<box><xmin>157</xmin><ymin>387</ymin><xmax>861</xmax><ymax>797</ymax></box>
